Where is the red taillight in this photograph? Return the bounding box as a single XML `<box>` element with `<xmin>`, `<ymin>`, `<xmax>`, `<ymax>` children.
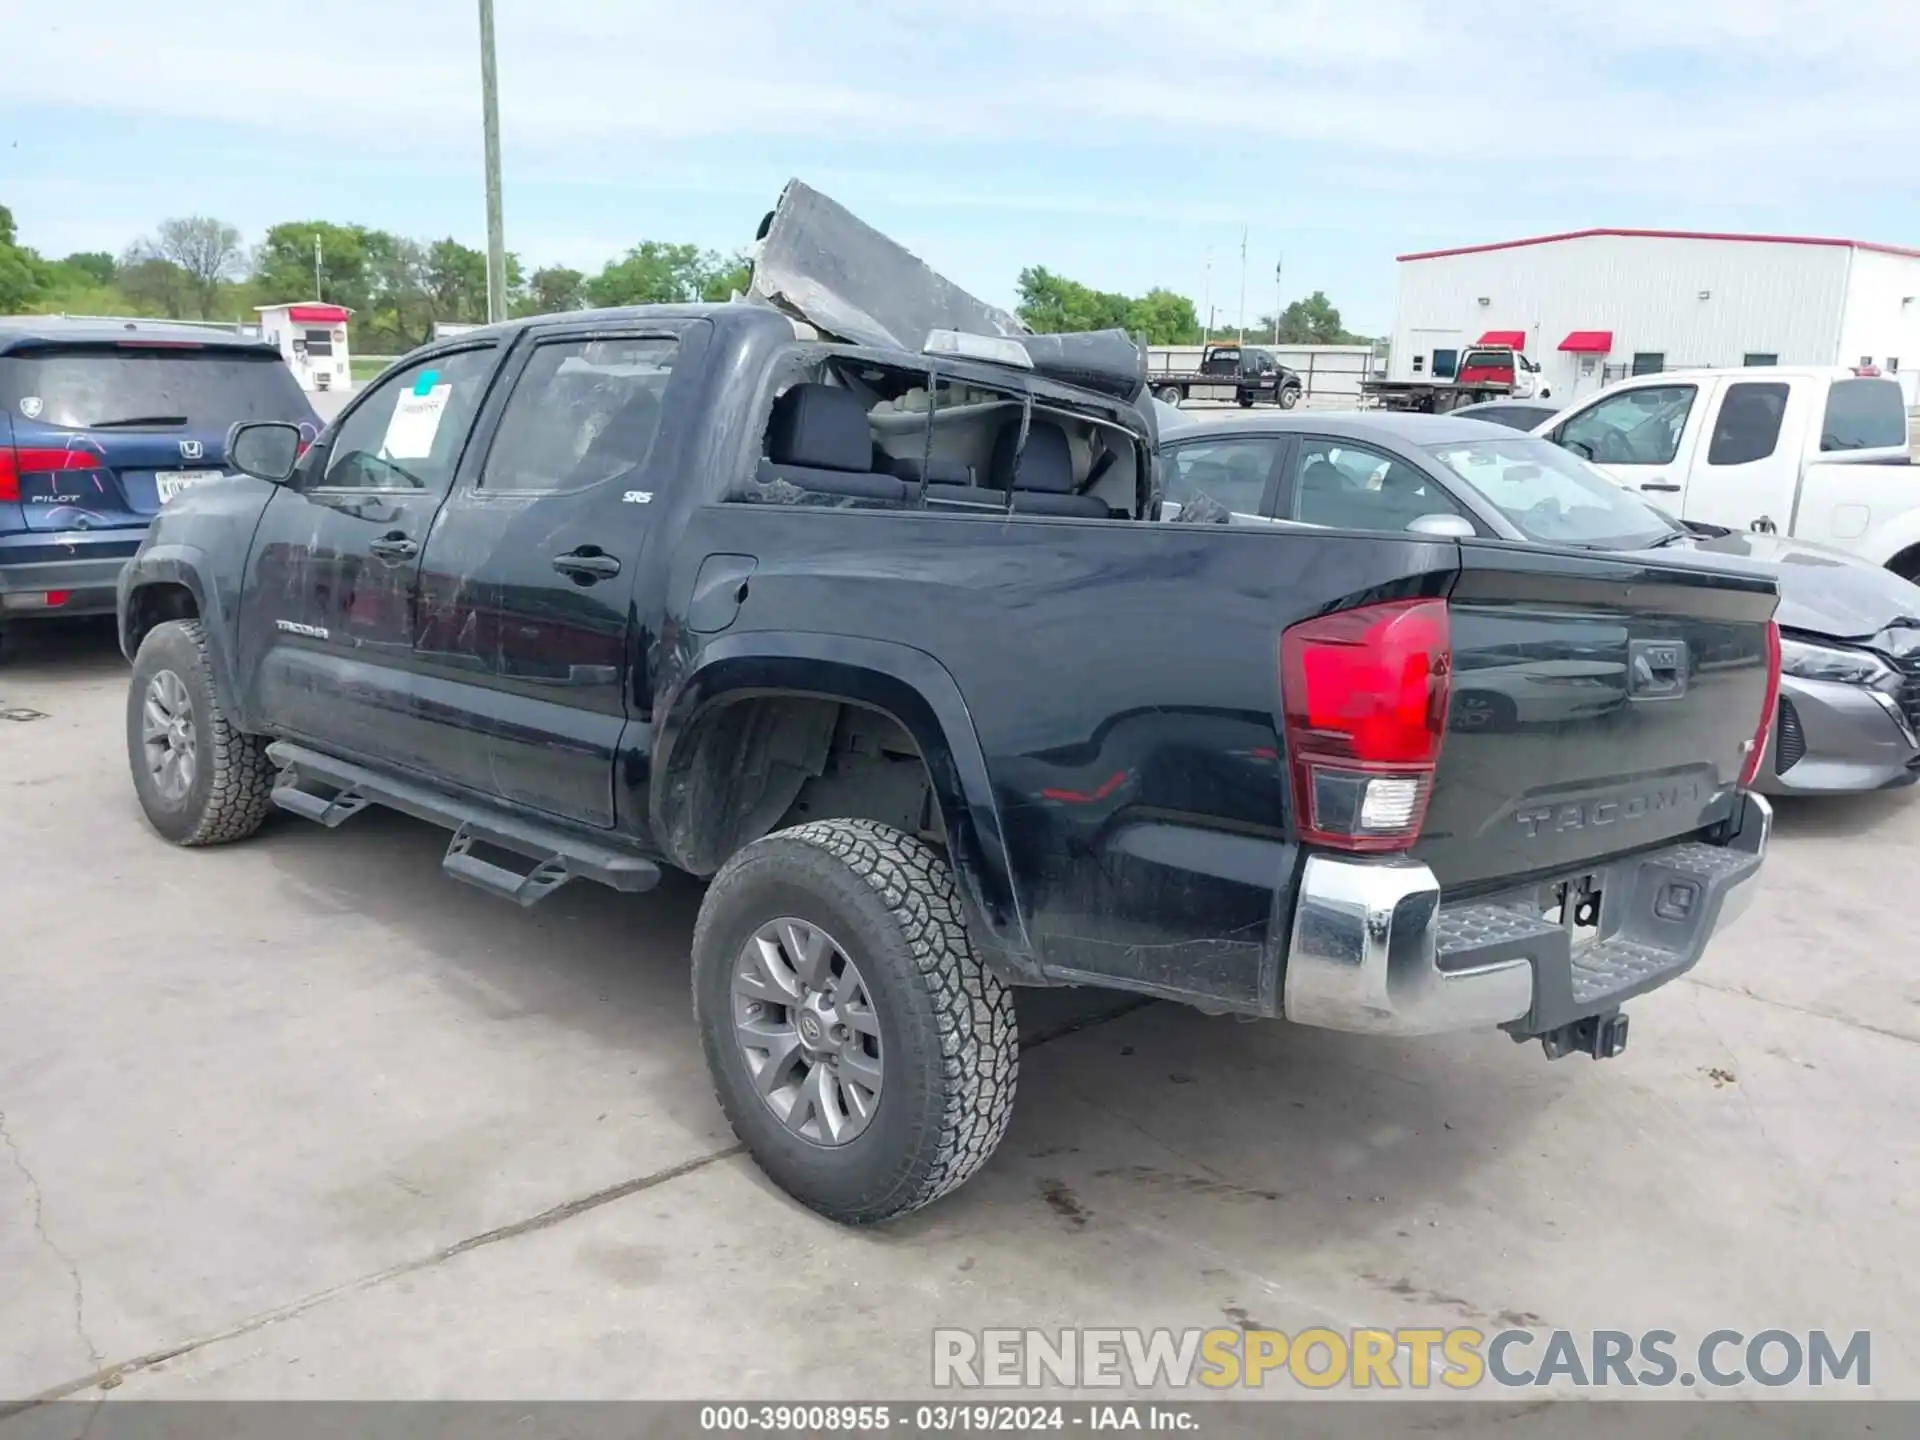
<box><xmin>0</xmin><ymin>446</ymin><xmax>100</xmax><ymax>504</ymax></box>
<box><xmin>1739</xmin><ymin>621</ymin><xmax>1783</xmax><ymax>788</ymax></box>
<box><xmin>1280</xmin><ymin>598</ymin><xmax>1452</xmax><ymax>852</ymax></box>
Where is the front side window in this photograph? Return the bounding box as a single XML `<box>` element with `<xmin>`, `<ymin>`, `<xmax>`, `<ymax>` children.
<box><xmin>1292</xmin><ymin>439</ymin><xmax>1464</xmax><ymax>534</ymax></box>
<box><xmin>1163</xmin><ymin>436</ymin><xmax>1281</xmax><ymax>517</ymax></box>
<box><xmin>1427</xmin><ymin>436</ymin><xmax>1678</xmax><ymax>549</ymax></box>
<box><xmin>1707</xmin><ymin>381</ymin><xmax>1789</xmax><ymax>466</ymax></box>
<box><xmin>1557</xmin><ymin>384</ymin><xmax>1696</xmax><ymax>465</ymax></box>
<box><xmin>483</xmin><ymin>336</ymin><xmax>682</xmax><ymax>493</ymax></box>
<box><xmin>320</xmin><ymin>347</ymin><xmax>496</xmax><ymax>492</ymax></box>
<box><xmin>1821</xmin><ymin>378</ymin><xmax>1907</xmax><ymax>452</ymax></box>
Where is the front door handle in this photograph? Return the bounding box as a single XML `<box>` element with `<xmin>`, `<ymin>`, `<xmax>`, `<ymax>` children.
<box><xmin>552</xmin><ymin>548</ymin><xmax>622</xmax><ymax>582</ymax></box>
<box><xmin>1639</xmin><ymin>480</ymin><xmax>1682</xmax><ymax>493</ymax></box>
<box><xmin>368</xmin><ymin>532</ymin><xmax>419</xmax><ymax>561</ymax></box>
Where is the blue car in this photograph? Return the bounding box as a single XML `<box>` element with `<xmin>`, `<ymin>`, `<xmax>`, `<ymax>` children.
<box><xmin>0</xmin><ymin>317</ymin><xmax>320</xmax><ymax>648</ymax></box>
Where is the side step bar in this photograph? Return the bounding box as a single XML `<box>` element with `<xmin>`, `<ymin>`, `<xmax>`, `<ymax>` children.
<box><xmin>266</xmin><ymin>742</ymin><xmax>661</xmax><ymax>907</ymax></box>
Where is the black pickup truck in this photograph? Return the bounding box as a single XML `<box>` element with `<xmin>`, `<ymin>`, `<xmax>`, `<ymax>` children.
<box><xmin>1149</xmin><ymin>343</ymin><xmax>1304</xmax><ymax>409</ymax></box>
<box><xmin>116</xmin><ymin>184</ymin><xmax>1779</xmax><ymax>1225</ymax></box>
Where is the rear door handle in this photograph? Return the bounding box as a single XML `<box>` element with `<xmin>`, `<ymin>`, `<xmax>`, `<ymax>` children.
<box><xmin>368</xmin><ymin>533</ymin><xmax>419</xmax><ymax>561</ymax></box>
<box><xmin>1639</xmin><ymin>481</ymin><xmax>1681</xmax><ymax>493</ymax></box>
<box><xmin>552</xmin><ymin>548</ymin><xmax>622</xmax><ymax>581</ymax></box>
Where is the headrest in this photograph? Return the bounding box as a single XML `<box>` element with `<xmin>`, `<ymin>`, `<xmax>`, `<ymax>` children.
<box><xmin>767</xmin><ymin>384</ymin><xmax>872</xmax><ymax>473</ymax></box>
<box><xmin>890</xmin><ymin>454</ymin><xmax>974</xmax><ymax>486</ymax></box>
<box><xmin>990</xmin><ymin>420</ymin><xmax>1074</xmax><ymax>493</ymax></box>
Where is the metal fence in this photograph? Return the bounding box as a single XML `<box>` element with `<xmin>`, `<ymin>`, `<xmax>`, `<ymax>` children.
<box><xmin>1145</xmin><ymin>344</ymin><xmax>1379</xmax><ymax>402</ymax></box>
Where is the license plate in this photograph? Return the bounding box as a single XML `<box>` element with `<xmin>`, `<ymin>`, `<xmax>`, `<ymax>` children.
<box><xmin>157</xmin><ymin>469</ymin><xmax>222</xmax><ymax>502</ymax></box>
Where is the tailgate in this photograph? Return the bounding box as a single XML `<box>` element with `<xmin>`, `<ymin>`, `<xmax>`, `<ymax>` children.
<box><xmin>0</xmin><ymin>343</ymin><xmax>312</xmax><ymax>532</ymax></box>
<box><xmin>1419</xmin><ymin>541</ymin><xmax>1777</xmax><ymax>891</ymax></box>
<box><xmin>10</xmin><ymin>427</ymin><xmax>229</xmax><ymax>531</ymax></box>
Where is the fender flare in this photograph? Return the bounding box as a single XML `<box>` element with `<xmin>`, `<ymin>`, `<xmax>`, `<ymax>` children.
<box><xmin>1855</xmin><ymin>513</ymin><xmax>1920</xmax><ymax>575</ymax></box>
<box><xmin>652</xmin><ymin>631</ymin><xmax>1033</xmax><ymax>968</ymax></box>
<box><xmin>120</xmin><ymin>548</ymin><xmax>245</xmax><ymax>720</ymax></box>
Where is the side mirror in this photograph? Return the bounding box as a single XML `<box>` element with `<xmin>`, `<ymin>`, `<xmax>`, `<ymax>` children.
<box><xmin>1564</xmin><ymin>437</ymin><xmax>1595</xmax><ymax>460</ymax></box>
<box><xmin>1406</xmin><ymin>513</ymin><xmax>1476</xmax><ymax>538</ymax></box>
<box><xmin>228</xmin><ymin>421</ymin><xmax>303</xmax><ymax>483</ymax></box>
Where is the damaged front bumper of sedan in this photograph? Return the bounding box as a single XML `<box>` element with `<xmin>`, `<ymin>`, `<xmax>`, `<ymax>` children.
<box><xmin>1758</xmin><ymin>633</ymin><xmax>1920</xmax><ymax>794</ymax></box>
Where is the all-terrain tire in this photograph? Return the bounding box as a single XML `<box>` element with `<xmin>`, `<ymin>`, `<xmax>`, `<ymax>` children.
<box><xmin>126</xmin><ymin>619</ymin><xmax>275</xmax><ymax>846</ymax></box>
<box><xmin>692</xmin><ymin>818</ymin><xmax>1018</xmax><ymax>1224</ymax></box>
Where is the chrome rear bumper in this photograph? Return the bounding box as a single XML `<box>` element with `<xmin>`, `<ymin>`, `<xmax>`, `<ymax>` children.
<box><xmin>1283</xmin><ymin>793</ymin><xmax>1772</xmax><ymax>1037</ymax></box>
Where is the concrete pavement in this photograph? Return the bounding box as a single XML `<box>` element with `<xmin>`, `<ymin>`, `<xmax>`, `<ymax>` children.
<box><xmin>1</xmin><ymin>619</ymin><xmax>1916</xmax><ymax>1404</ymax></box>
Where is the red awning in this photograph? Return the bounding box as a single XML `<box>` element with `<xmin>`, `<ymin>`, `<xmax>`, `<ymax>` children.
<box><xmin>1558</xmin><ymin>330</ymin><xmax>1614</xmax><ymax>353</ymax></box>
<box><xmin>287</xmin><ymin>304</ymin><xmax>351</xmax><ymax>323</ymax></box>
<box><xmin>1475</xmin><ymin>330</ymin><xmax>1527</xmax><ymax>348</ymax></box>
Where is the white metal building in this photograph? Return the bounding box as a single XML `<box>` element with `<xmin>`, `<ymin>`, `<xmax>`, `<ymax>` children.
<box><xmin>255</xmin><ymin>302</ymin><xmax>353</xmax><ymax>393</ymax></box>
<box><xmin>1387</xmin><ymin>229</ymin><xmax>1920</xmax><ymax>404</ymax></box>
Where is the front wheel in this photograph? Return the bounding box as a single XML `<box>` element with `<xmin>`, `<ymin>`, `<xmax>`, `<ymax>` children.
<box><xmin>692</xmin><ymin>819</ymin><xmax>1018</xmax><ymax>1224</ymax></box>
<box><xmin>126</xmin><ymin>619</ymin><xmax>276</xmax><ymax>846</ymax></box>
<box><xmin>1278</xmin><ymin>386</ymin><xmax>1301</xmax><ymax>410</ymax></box>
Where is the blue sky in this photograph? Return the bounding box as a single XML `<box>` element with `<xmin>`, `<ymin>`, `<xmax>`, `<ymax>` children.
<box><xmin>4</xmin><ymin>0</ymin><xmax>1917</xmax><ymax>334</ymax></box>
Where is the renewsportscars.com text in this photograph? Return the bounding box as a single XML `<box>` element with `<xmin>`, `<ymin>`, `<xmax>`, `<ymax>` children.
<box><xmin>933</xmin><ymin>1327</ymin><xmax>1871</xmax><ymax>1391</ymax></box>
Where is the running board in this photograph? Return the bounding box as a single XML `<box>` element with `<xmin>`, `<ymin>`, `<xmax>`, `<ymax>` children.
<box><xmin>267</xmin><ymin>742</ymin><xmax>661</xmax><ymax>905</ymax></box>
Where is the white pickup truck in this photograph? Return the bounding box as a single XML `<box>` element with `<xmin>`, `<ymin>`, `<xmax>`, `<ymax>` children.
<box><xmin>1533</xmin><ymin>366</ymin><xmax>1920</xmax><ymax>578</ymax></box>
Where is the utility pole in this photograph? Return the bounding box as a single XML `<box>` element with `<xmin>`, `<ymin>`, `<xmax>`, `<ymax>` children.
<box><xmin>478</xmin><ymin>0</ymin><xmax>507</xmax><ymax>324</ymax></box>
<box><xmin>1237</xmin><ymin>226</ymin><xmax>1248</xmax><ymax>345</ymax></box>
<box><xmin>1273</xmin><ymin>255</ymin><xmax>1282</xmax><ymax>345</ymax></box>
<box><xmin>313</xmin><ymin>234</ymin><xmax>323</xmax><ymax>300</ymax></box>
<box><xmin>1201</xmin><ymin>248</ymin><xmax>1213</xmax><ymax>344</ymax></box>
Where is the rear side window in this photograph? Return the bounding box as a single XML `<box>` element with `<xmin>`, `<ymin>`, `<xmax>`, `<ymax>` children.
<box><xmin>1</xmin><ymin>346</ymin><xmax>310</xmax><ymax>430</ymax></box>
<box><xmin>1707</xmin><ymin>381</ymin><xmax>1789</xmax><ymax>466</ymax></box>
<box><xmin>482</xmin><ymin>336</ymin><xmax>682</xmax><ymax>493</ymax></box>
<box><xmin>1821</xmin><ymin>379</ymin><xmax>1907</xmax><ymax>452</ymax></box>
<box><xmin>1163</xmin><ymin>436</ymin><xmax>1281</xmax><ymax>517</ymax></box>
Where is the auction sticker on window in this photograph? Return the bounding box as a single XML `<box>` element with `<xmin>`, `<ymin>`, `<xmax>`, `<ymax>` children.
<box><xmin>382</xmin><ymin>383</ymin><xmax>452</xmax><ymax>461</ymax></box>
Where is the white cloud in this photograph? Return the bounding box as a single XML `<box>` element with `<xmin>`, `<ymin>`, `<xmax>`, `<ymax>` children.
<box><xmin>4</xmin><ymin>0</ymin><xmax>1916</xmax><ymax>305</ymax></box>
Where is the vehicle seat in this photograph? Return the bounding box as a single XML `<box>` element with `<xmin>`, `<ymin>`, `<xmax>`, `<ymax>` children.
<box><xmin>888</xmin><ymin>454</ymin><xmax>975</xmax><ymax>487</ymax></box>
<box><xmin>1295</xmin><ymin>458</ymin><xmax>1366</xmax><ymax>526</ymax></box>
<box><xmin>568</xmin><ymin>389</ymin><xmax>661</xmax><ymax>485</ymax></box>
<box><xmin>754</xmin><ymin>384</ymin><xmax>906</xmax><ymax>503</ymax></box>
<box><xmin>987</xmin><ymin>420</ymin><xmax>1108</xmax><ymax>517</ymax></box>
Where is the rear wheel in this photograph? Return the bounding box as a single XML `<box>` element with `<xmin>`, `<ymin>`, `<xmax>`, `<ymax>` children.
<box><xmin>126</xmin><ymin>619</ymin><xmax>275</xmax><ymax>846</ymax></box>
<box><xmin>692</xmin><ymin>818</ymin><xmax>1018</xmax><ymax>1224</ymax></box>
<box><xmin>1154</xmin><ymin>384</ymin><xmax>1182</xmax><ymax>406</ymax></box>
<box><xmin>1236</xmin><ymin>393</ymin><xmax>1255</xmax><ymax>408</ymax></box>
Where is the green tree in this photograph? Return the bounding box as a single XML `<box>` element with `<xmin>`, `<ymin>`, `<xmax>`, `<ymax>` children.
<box><xmin>1272</xmin><ymin>290</ymin><xmax>1369</xmax><ymax>345</ymax></box>
<box><xmin>1125</xmin><ymin>288</ymin><xmax>1201</xmax><ymax>345</ymax></box>
<box><xmin>699</xmin><ymin>251</ymin><xmax>752</xmax><ymax>302</ymax></box>
<box><xmin>0</xmin><ymin>203</ymin><xmax>49</xmax><ymax>311</ymax></box>
<box><xmin>133</xmin><ymin>216</ymin><xmax>244</xmax><ymax>318</ymax></box>
<box><xmin>1014</xmin><ymin>266</ymin><xmax>1133</xmax><ymax>334</ymax></box>
<box><xmin>255</xmin><ymin>220</ymin><xmax>375</xmax><ymax>311</ymax></box>
<box><xmin>425</xmin><ymin>238</ymin><xmax>488</xmax><ymax>324</ymax></box>
<box><xmin>586</xmin><ymin>241</ymin><xmax>715</xmax><ymax>306</ymax></box>
<box><xmin>522</xmin><ymin>265</ymin><xmax>586</xmax><ymax>315</ymax></box>
<box><xmin>58</xmin><ymin>251</ymin><xmax>116</xmax><ymax>287</ymax></box>
<box><xmin>115</xmin><ymin>254</ymin><xmax>194</xmax><ymax>318</ymax></box>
